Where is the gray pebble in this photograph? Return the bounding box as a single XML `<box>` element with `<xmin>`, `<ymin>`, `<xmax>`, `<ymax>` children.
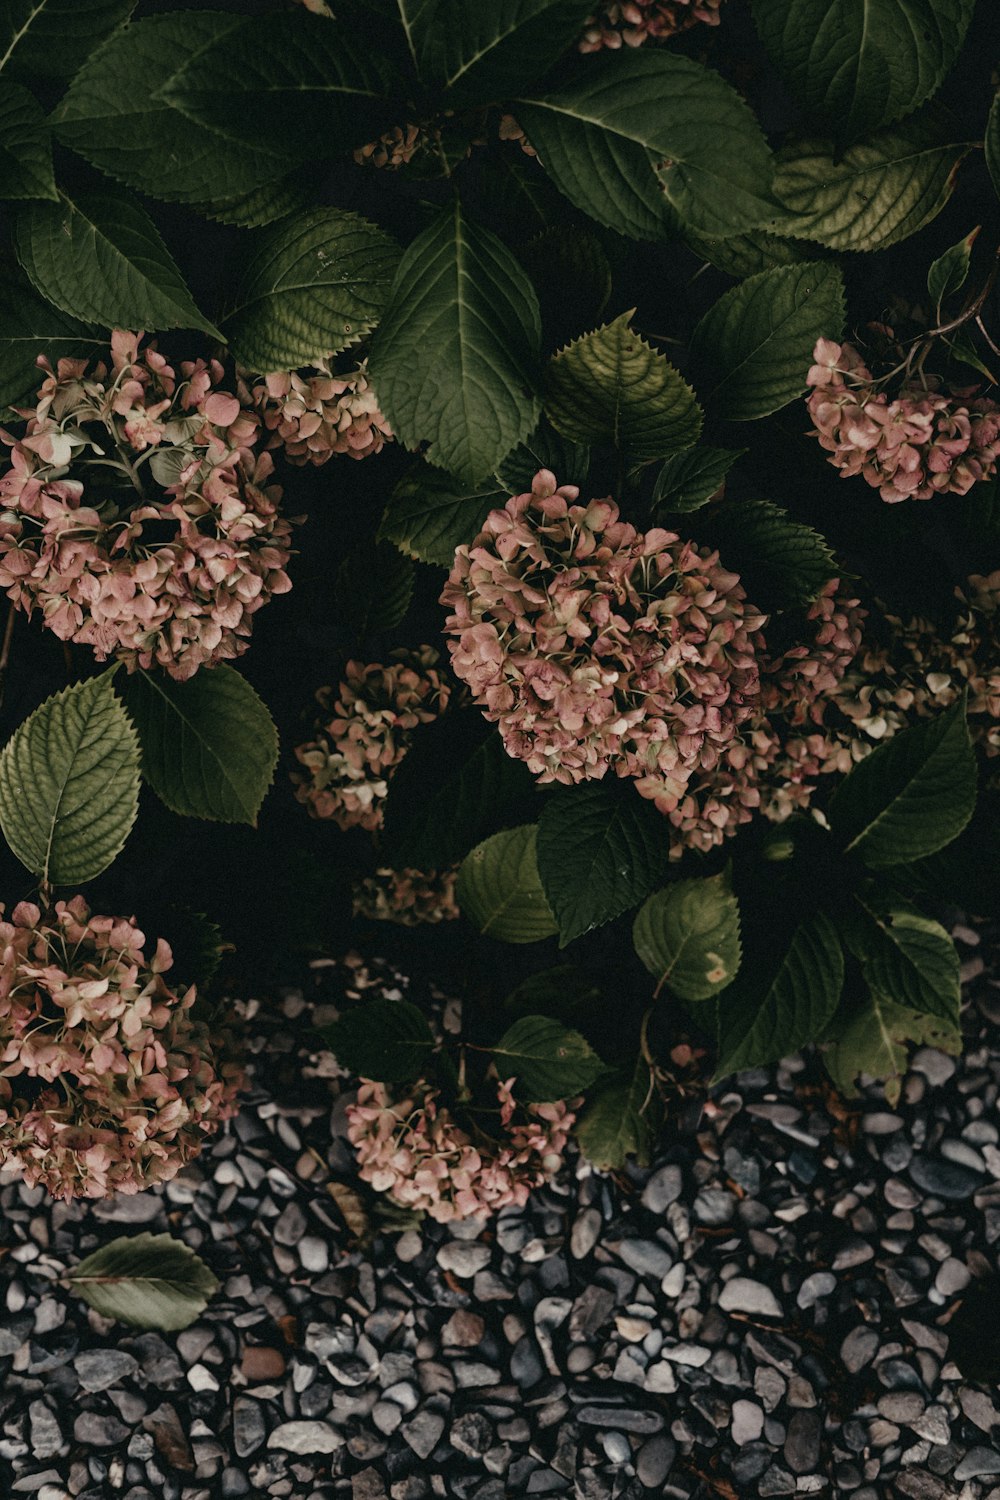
<box><xmin>718</xmin><ymin>1277</ymin><xmax>782</xmax><ymax>1317</ymax></box>
<box><xmin>267</xmin><ymin>1419</ymin><xmax>342</xmax><ymax>1453</ymax></box>
<box><xmin>796</xmin><ymin>1272</ymin><xmax>837</xmax><ymax>1309</ymax></box>
<box><xmin>436</xmin><ymin>1242</ymin><xmax>491</xmax><ymax>1277</ymax></box>
<box><xmin>636</xmin><ymin>1434</ymin><xmax>675</xmax><ymax>1488</ymax></box>
<box><xmin>783</xmin><ymin>1409</ymin><xmax>821</xmax><ymax>1473</ymax></box>
<box><xmin>232</xmin><ymin>1399</ymin><xmax>266</xmax><ymax>1458</ymax></box>
<box><xmin>840</xmin><ymin>1326</ymin><xmax>879</xmax><ymax>1373</ymax></box>
<box><xmin>402</xmin><ymin>1408</ymin><xmax>445</xmax><ymax>1459</ymax></box>
<box><xmin>954</xmin><ymin>1448</ymin><xmax>1000</xmax><ymax>1480</ymax></box>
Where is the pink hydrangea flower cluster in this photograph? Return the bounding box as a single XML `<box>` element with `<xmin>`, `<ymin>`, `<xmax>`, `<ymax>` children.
<box><xmin>580</xmin><ymin>0</ymin><xmax>723</xmax><ymax>51</ymax></box>
<box><xmin>292</xmin><ymin>649</ymin><xmax>451</xmax><ymax>830</ymax></box>
<box><xmin>347</xmin><ymin>1075</ymin><xmax>576</xmax><ymax>1222</ymax></box>
<box><xmin>250</xmin><ymin>359</ymin><xmax>393</xmax><ymax>465</ymax></box>
<box><xmin>0</xmin><ymin>897</ymin><xmax>242</xmax><ymax>1200</ymax></box>
<box><xmin>352</xmin><ymin>866</ymin><xmax>460</xmax><ymax>926</ymax></box>
<box><xmin>441</xmin><ymin>470</ymin><xmax>765</xmax><ymax>817</ymax></box>
<box><xmin>353</xmin><ymin>124</ymin><xmax>425</xmax><ymax>170</ymax></box>
<box><xmin>806</xmin><ymin>338</ymin><xmax>1000</xmax><ymax>503</ymax></box>
<box><xmin>0</xmin><ymin>332</ymin><xmax>292</xmax><ymax>680</ymax></box>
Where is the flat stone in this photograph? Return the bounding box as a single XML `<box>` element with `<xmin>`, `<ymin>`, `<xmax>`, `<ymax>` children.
<box><xmin>267</xmin><ymin>1420</ymin><xmax>343</xmax><ymax>1454</ymax></box>
<box><xmin>143</xmin><ymin>1402</ymin><xmax>194</xmax><ymax>1471</ymax></box>
<box><xmin>718</xmin><ymin>1278</ymin><xmax>782</xmax><ymax>1318</ymax></box>
<box><xmin>450</xmin><ymin>1413</ymin><xmax>493</xmax><ymax>1458</ymax></box>
<box><xmin>909</xmin><ymin>1156</ymin><xmax>983</xmax><ymax>1200</ymax></box>
<box><xmin>840</xmin><ymin>1326</ymin><xmax>879</xmax><ymax>1373</ymax></box>
<box><xmin>759</xmin><ymin>1465</ymin><xmax>796</xmax><ymax>1497</ymax></box>
<box><xmin>641</xmin><ymin>1165</ymin><xmax>683</xmax><ymax>1214</ymax></box>
<box><xmin>240</xmin><ymin>1345</ymin><xmax>286</xmax><ymax>1381</ymax></box>
<box><xmin>911</xmin><ymin>1048</ymin><xmax>956</xmax><ymax>1086</ymax></box>
<box><xmin>797</xmin><ymin>1272</ymin><xmax>837</xmax><ymax>1309</ymax></box>
<box><xmin>783</xmin><ymin>1410</ymin><xmax>821</xmax><ymax>1474</ymax></box>
<box><xmin>273</xmin><ymin>1202</ymin><xmax>307</xmax><ymax>1245</ymax></box>
<box><xmin>28</xmin><ymin>1402</ymin><xmax>64</xmax><ymax>1460</ymax></box>
<box><xmin>636</xmin><ymin>1435</ymin><xmax>675</xmax><ymax>1488</ymax></box>
<box><xmin>73</xmin><ymin>1349</ymin><xmax>139</xmax><ymax>1393</ymax></box>
<box><xmin>73</xmin><ymin>1413</ymin><xmax>130</xmax><ymax>1446</ymax></box>
<box><xmin>436</xmin><ymin>1242</ymin><xmax>491</xmax><ymax>1278</ymax></box>
<box><xmin>613</xmin><ymin>1240</ymin><xmax>673</xmax><ymax>1279</ymax></box>
<box><xmin>353</xmin><ymin>1468</ymin><xmax>388</xmax><ymax>1500</ymax></box>
<box><xmin>571</xmin><ymin>1208</ymin><xmax>602</xmax><ymax>1260</ymax></box>
<box><xmin>577</xmin><ymin>1406</ymin><xmax>663</xmax><ymax>1435</ymax></box>
<box><xmin>732</xmin><ymin>1401</ymin><xmax>765</xmax><ymax>1445</ymax></box>
<box><xmin>862</xmin><ymin>1112</ymin><xmax>905</xmax><ymax>1134</ymax></box>
<box><xmin>960</xmin><ymin>1388</ymin><xmax>1000</xmax><ymax>1432</ymax></box>
<box><xmin>955</xmin><ymin>1448</ymin><xmax>1000</xmax><ymax>1480</ymax></box>
<box><xmin>233</xmin><ymin>1398</ymin><xmax>266</xmax><ymax>1458</ymax></box>
<box><xmin>441</xmin><ymin>1311</ymin><xmax>485</xmax><ymax>1348</ymax></box>
<box><xmin>911</xmin><ymin>1406</ymin><xmax>951</xmax><ymax>1445</ymax></box>
<box><xmin>403</xmin><ymin>1409</ymin><xmax>445</xmax><ymax>1459</ymax></box>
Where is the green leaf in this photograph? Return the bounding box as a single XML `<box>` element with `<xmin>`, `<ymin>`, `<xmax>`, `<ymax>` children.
<box><xmin>223</xmin><ymin>209</ymin><xmax>401</xmax><ymax>371</ymax></box>
<box><xmin>368</xmin><ymin>202</ymin><xmax>542</xmax><ymax>485</ymax></box>
<box><xmin>494</xmin><ymin>421</ymin><xmax>590</xmax><ymax>493</ymax></box>
<box><xmin>927</xmin><ymin>226</ymin><xmax>979</xmax><ymax>313</ymax></box>
<box><xmin>750</xmin><ymin>0</ymin><xmax>976</xmax><ymax>146</ymax></box>
<box><xmin>0</xmin><ymin>82</ymin><xmax>56</xmax><ymax>200</ymax></box>
<box><xmin>828</xmin><ymin>696</ymin><xmax>976</xmax><ymax>868</ymax></box>
<box><xmin>988</xmin><ymin>92</ymin><xmax>1000</xmax><ymax>205</ymax></box>
<box><xmin>335</xmin><ymin>540</ymin><xmax>414</xmax><ymax>641</ymax></box>
<box><xmin>824</xmin><ymin>993</ymin><xmax>960</xmax><ymax>1105</ymax></box>
<box><xmin>456</xmin><ymin>825</ymin><xmax>558</xmax><ymax>943</ymax></box>
<box><xmin>379</xmin><ymin>468</ymin><xmax>507</xmax><ymax>568</ymax></box>
<box><xmin>493</xmin><ymin>1014</ymin><xmax>605</xmax><ymax>1102</ymax></box>
<box><xmin>67</xmin><ymin>1233</ymin><xmax>218</xmax><ymax>1332</ymax></box>
<box><xmin>189</xmin><ymin>168</ymin><xmax>313</xmax><ymax>231</ymax></box>
<box><xmin>505</xmin><ymin>965</ymin><xmax>603</xmax><ymax>1021</ymax></box>
<box><xmin>405</xmin><ymin>0</ymin><xmax>595</xmax><ymax>104</ymax></box>
<box><xmin>15</xmin><ymin>190</ymin><xmax>222</xmax><ymax>338</ymax></box>
<box><xmin>536</xmin><ymin>783</ymin><xmax>674</xmax><ymax>948</ymax></box>
<box><xmin>122</xmin><ymin>666</ymin><xmax>277</xmax><ymax>827</ymax></box>
<box><xmin>53</xmin><ymin>15</ymin><xmax>304</xmax><ymax>205</ymax></box>
<box><xmin>0</xmin><ymin>674</ymin><xmax>139</xmax><ymax>886</ymax></box>
<box><xmin>633</xmin><ymin>872</ymin><xmax>742</xmax><ymax>1002</ymax></box>
<box><xmin>846</xmin><ymin>891</ymin><xmax>960</xmax><ymax>1022</ymax></box>
<box><xmin>0</xmin><ymin>0</ymin><xmax>135</xmax><ymax>81</ymax></box>
<box><xmin>701</xmin><ymin>499</ymin><xmax>836</xmax><ymax>611</ymax></box>
<box><xmin>574</xmin><ymin>1056</ymin><xmax>657</xmax><ymax>1171</ymax></box>
<box><xmin>684</xmin><ymin>227</ymin><xmax>815</xmax><ymax>278</ymax></box>
<box><xmin>714</xmin><ymin>911</ymin><xmax>844</xmax><ymax>1076</ymax></box>
<box><xmin>320</xmin><ymin>996</ymin><xmax>436</xmax><ymax>1083</ymax></box>
<box><xmin>689</xmin><ymin>261</ymin><xmax>846</xmax><ymax>421</ymax></box>
<box><xmin>544</xmin><ymin>311</ymin><xmax>703</xmax><ymax>461</ymax></box>
<box><xmin>652</xmin><ymin>445</ymin><xmax>745</xmax><ymax>514</ymax></box>
<box><xmin>516</xmin><ymin>51</ymin><xmax>776</xmax><ymax>239</ymax></box>
<box><xmin>0</xmin><ymin>267</ymin><xmax>101</xmax><ymax>410</ymax></box>
<box><xmin>381</xmin><ymin>714</ymin><xmax>537</xmax><ymax>869</ymax></box>
<box><xmin>769</xmin><ymin>118</ymin><xmax>972</xmax><ymax>253</ymax></box>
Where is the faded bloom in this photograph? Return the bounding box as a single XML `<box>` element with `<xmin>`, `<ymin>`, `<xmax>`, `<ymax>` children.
<box><xmin>0</xmin><ymin>333</ymin><xmax>292</xmax><ymax>680</ymax></box>
<box><xmin>346</xmin><ymin>1075</ymin><xmax>576</xmax><ymax>1222</ymax></box>
<box><xmin>806</xmin><ymin>338</ymin><xmax>1000</xmax><ymax>503</ymax></box>
<box><xmin>250</xmin><ymin>359</ymin><xmax>393</xmax><ymax>465</ymax></box>
<box><xmin>580</xmin><ymin>0</ymin><xmax>723</xmax><ymax>51</ymax></box>
<box><xmin>293</xmin><ymin>649</ymin><xmax>451</xmax><ymax>830</ymax></box>
<box><xmin>353</xmin><ymin>124</ymin><xmax>425</xmax><ymax>170</ymax></box>
<box><xmin>352</xmin><ymin>866</ymin><xmax>460</xmax><ymax>926</ymax></box>
<box><xmin>0</xmin><ymin>898</ymin><xmax>242</xmax><ymax>1200</ymax></box>
<box><xmin>441</xmin><ymin>469</ymin><xmax>765</xmax><ymax>817</ymax></box>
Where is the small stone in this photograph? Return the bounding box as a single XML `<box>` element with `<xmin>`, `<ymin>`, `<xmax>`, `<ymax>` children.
<box><xmin>571</xmin><ymin>1208</ymin><xmax>602</xmax><ymax>1260</ymax></box>
<box><xmin>233</xmin><ymin>1399</ymin><xmax>266</xmax><ymax>1457</ymax></box>
<box><xmin>267</xmin><ymin>1420</ymin><xmax>342</xmax><ymax>1454</ymax></box>
<box><xmin>862</xmin><ymin>1112</ymin><xmax>905</xmax><ymax>1134</ymax></box>
<box><xmin>797</xmin><ymin>1272</ymin><xmax>837</xmax><ymax>1309</ymax></box>
<box><xmin>450</xmin><ymin>1413</ymin><xmax>493</xmax><ymax>1458</ymax></box>
<box><xmin>641</xmin><ymin>1164</ymin><xmax>683</xmax><ymax>1214</ymax></box>
<box><xmin>273</xmin><ymin>1202</ymin><xmax>307</xmax><ymax>1245</ymax></box>
<box><xmin>732</xmin><ymin>1401</ymin><xmax>765</xmax><ymax>1445</ymax></box>
<box><xmin>602</xmin><ymin>1432</ymin><xmax>631</xmax><ymax>1465</ymax></box>
<box><xmin>954</xmin><ymin>1448</ymin><xmax>1000</xmax><ymax>1480</ymax></box>
<box><xmin>187</xmin><ymin>1362</ymin><xmax>219</xmax><ymax>1392</ymax></box>
<box><xmin>840</xmin><ymin>1326</ymin><xmax>878</xmax><ymax>1373</ymax></box>
<box><xmin>934</xmin><ymin>1258</ymin><xmax>970</xmax><ymax>1296</ymax></box>
<box><xmin>910</xmin><ymin>1155</ymin><xmax>983</xmax><ymax>1199</ymax></box>
<box><xmin>441</xmin><ymin>1311</ymin><xmax>485</xmax><ymax>1348</ymax></box>
<box><xmin>403</xmin><ymin>1409</ymin><xmax>445</xmax><ymax>1460</ymax></box>
<box><xmin>614</xmin><ymin>1240</ymin><xmax>673</xmax><ymax>1279</ymax></box>
<box><xmin>143</xmin><ymin>1402</ymin><xmax>193</xmax><ymax>1471</ymax></box>
<box><xmin>240</xmin><ymin>1346</ymin><xmax>286</xmax><ymax>1381</ymax></box>
<box><xmin>693</xmin><ymin>1188</ymin><xmax>735</xmax><ymax>1226</ymax></box>
<box><xmin>783</xmin><ymin>1410</ymin><xmax>821</xmax><ymax>1474</ymax></box>
<box><xmin>718</xmin><ymin>1278</ymin><xmax>782</xmax><ymax>1318</ymax></box>
<box><xmin>758</xmin><ymin>1465</ymin><xmax>796</xmax><ymax>1497</ymax></box>
<box><xmin>436</xmin><ymin>1242</ymin><xmax>491</xmax><ymax>1278</ymax></box>
<box><xmin>960</xmin><ymin>1388</ymin><xmax>1000</xmax><ymax>1432</ymax></box>
<box><xmin>912</xmin><ymin>1406</ymin><xmax>950</xmax><ymax>1445</ymax></box>
<box><xmin>878</xmin><ymin>1393</ymin><xmax>925</xmax><ymax>1423</ymax></box>
<box><xmin>911</xmin><ymin>1048</ymin><xmax>956</xmax><ymax>1086</ymax></box>
<box><xmin>73</xmin><ymin>1413</ymin><xmax>129</xmax><ymax>1446</ymax></box>
<box><xmin>577</xmin><ymin>1407</ymin><xmax>663</xmax><ymax>1435</ymax></box>
<box><xmin>299</xmin><ymin>1236</ymin><xmax>329</xmax><ymax>1274</ymax></box>
<box><xmin>73</xmin><ymin>1350</ymin><xmax>138</xmax><ymax>1393</ymax></box>
<box><xmin>29</xmin><ymin>1402</ymin><xmax>64</xmax><ymax>1460</ymax></box>
<box><xmin>353</xmin><ymin>1468</ymin><xmax>388</xmax><ymax>1500</ymax></box>
<box><xmin>636</xmin><ymin>1435</ymin><xmax>675</xmax><ymax>1489</ymax></box>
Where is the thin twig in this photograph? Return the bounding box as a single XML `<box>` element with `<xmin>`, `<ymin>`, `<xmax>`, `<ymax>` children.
<box><xmin>0</xmin><ymin>603</ymin><xmax>16</xmax><ymax>710</ymax></box>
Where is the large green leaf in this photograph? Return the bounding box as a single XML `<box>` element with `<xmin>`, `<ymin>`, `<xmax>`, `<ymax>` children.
<box><xmin>335</xmin><ymin>540</ymin><xmax>414</xmax><ymax>641</ymax></box>
<box><xmin>368</xmin><ymin>202</ymin><xmax>542</xmax><ymax>485</ymax></box>
<box><xmin>714</xmin><ymin>911</ymin><xmax>844</xmax><ymax>1076</ymax></box>
<box><xmin>0</xmin><ymin>270</ymin><xmax>101</xmax><ymax>410</ymax></box>
<box><xmin>381</xmin><ymin>714</ymin><xmax>537</xmax><ymax>870</ymax></box>
<box><xmin>846</xmin><ymin>892</ymin><xmax>961</xmax><ymax>1022</ymax></box>
<box><xmin>927</xmin><ymin>226</ymin><xmax>978</xmax><ymax>314</ymax></box>
<box><xmin>684</xmin><ymin>227</ymin><xmax>815</xmax><ymax>278</ymax></box>
<box><xmin>828</xmin><ymin>696</ymin><xmax>976</xmax><ymax>868</ymax></box>
<box><xmin>701</xmin><ymin>499</ymin><xmax>836</xmax><ymax>611</ymax></box>
<box><xmin>189</xmin><ymin>169</ymin><xmax>313</xmax><ymax>231</ymax></box>
<box><xmin>378</xmin><ymin>468</ymin><xmax>507</xmax><ymax>568</ymax></box>
<box><xmin>0</xmin><ymin>82</ymin><xmax>56</xmax><ymax>200</ymax></box>
<box><xmin>0</xmin><ymin>674</ymin><xmax>139</xmax><ymax>886</ymax></box>
<box><xmin>320</xmin><ymin>996</ymin><xmax>436</xmax><ymax>1083</ymax></box>
<box><xmin>769</xmin><ymin>118</ymin><xmax>971</xmax><ymax>253</ymax></box>
<box><xmin>633</xmin><ymin>872</ymin><xmax>742</xmax><ymax>1002</ymax></box>
<box><xmin>456</xmin><ymin>825</ymin><xmax>558</xmax><ymax>943</ymax></box>
<box><xmin>15</xmin><ymin>190</ymin><xmax>222</xmax><ymax>338</ymax></box>
<box><xmin>536</xmin><ymin>784</ymin><xmax>674</xmax><ymax>947</ymax></box>
<box><xmin>493</xmin><ymin>1015</ymin><xmax>605</xmax><ymax>1102</ymax></box>
<box><xmin>123</xmin><ymin>667</ymin><xmax>278</xmax><ymax>827</ymax></box>
<box><xmin>0</xmin><ymin>0</ymin><xmax>135</xmax><ymax>81</ymax></box>
<box><xmin>824</xmin><ymin>993</ymin><xmax>960</xmax><ymax>1105</ymax></box>
<box><xmin>574</xmin><ymin>1056</ymin><xmax>657</xmax><ymax>1171</ymax></box>
<box><xmin>689</xmin><ymin>261</ymin><xmax>846</xmax><ymax>421</ymax></box>
<box><xmin>544</xmin><ymin>311</ymin><xmax>702</xmax><ymax>461</ymax></box>
<box><xmin>652</xmin><ymin>445</ymin><xmax>745</xmax><ymax>514</ymax></box>
<box><xmin>403</xmin><ymin>0</ymin><xmax>596</xmax><ymax>103</ymax></box>
<box><xmin>223</xmin><ymin>209</ymin><xmax>401</xmax><ymax>371</ymax></box>
<box><xmin>515</xmin><ymin>51</ymin><xmax>775</xmax><ymax>240</ymax></box>
<box><xmin>67</xmin><ymin>1234</ymin><xmax>218</xmax><ymax>1332</ymax></box>
<box><xmin>751</xmin><ymin>0</ymin><xmax>975</xmax><ymax>145</ymax></box>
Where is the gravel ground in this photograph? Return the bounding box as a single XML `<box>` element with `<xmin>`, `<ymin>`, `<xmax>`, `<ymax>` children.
<box><xmin>4</xmin><ymin>930</ymin><xmax>1000</xmax><ymax>1500</ymax></box>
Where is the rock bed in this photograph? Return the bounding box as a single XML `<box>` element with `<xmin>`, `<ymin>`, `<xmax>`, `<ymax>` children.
<box><xmin>3</xmin><ymin>934</ymin><xmax>1000</xmax><ymax>1500</ymax></box>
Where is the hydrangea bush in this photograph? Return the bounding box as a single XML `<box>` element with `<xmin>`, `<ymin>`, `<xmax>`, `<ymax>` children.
<box><xmin>0</xmin><ymin>0</ymin><xmax>998</xmax><ymax>1224</ymax></box>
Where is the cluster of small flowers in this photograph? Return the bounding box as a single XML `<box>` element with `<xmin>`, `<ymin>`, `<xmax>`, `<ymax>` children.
<box><xmin>292</xmin><ymin>649</ymin><xmax>451</xmax><ymax>830</ymax></box>
<box><xmin>347</xmin><ymin>1075</ymin><xmax>576</xmax><ymax>1222</ymax></box>
<box><xmin>806</xmin><ymin>338</ymin><xmax>1000</xmax><ymax>503</ymax></box>
<box><xmin>353</xmin><ymin>124</ymin><xmax>425</xmax><ymax>170</ymax></box>
<box><xmin>579</xmin><ymin>0</ymin><xmax>723</xmax><ymax>51</ymax></box>
<box><xmin>442</xmin><ymin>469</ymin><xmax>765</xmax><ymax>819</ymax></box>
<box><xmin>0</xmin><ymin>332</ymin><xmax>292</xmax><ymax>680</ymax></box>
<box><xmin>0</xmin><ymin>898</ymin><xmax>242</xmax><ymax>1200</ymax></box>
<box><xmin>249</xmin><ymin>360</ymin><xmax>393</xmax><ymax>466</ymax></box>
<box><xmin>352</xmin><ymin>866</ymin><xmax>460</xmax><ymax>926</ymax></box>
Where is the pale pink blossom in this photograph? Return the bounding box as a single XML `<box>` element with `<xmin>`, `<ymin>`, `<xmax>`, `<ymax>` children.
<box><xmin>249</xmin><ymin>359</ymin><xmax>393</xmax><ymax>465</ymax></box>
<box><xmin>580</xmin><ymin>0</ymin><xmax>723</xmax><ymax>51</ymax></box>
